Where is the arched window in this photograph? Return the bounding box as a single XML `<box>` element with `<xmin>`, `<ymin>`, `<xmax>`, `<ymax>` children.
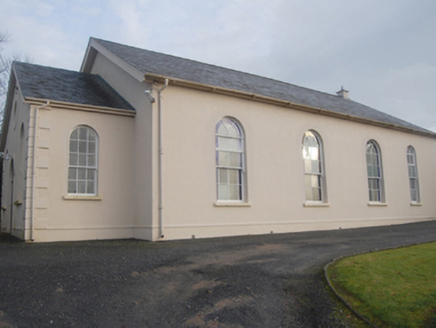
<box><xmin>407</xmin><ymin>146</ymin><xmax>420</xmax><ymax>203</ymax></box>
<box><xmin>366</xmin><ymin>140</ymin><xmax>384</xmax><ymax>202</ymax></box>
<box><xmin>68</xmin><ymin>126</ymin><xmax>98</xmax><ymax>195</ymax></box>
<box><xmin>215</xmin><ymin>118</ymin><xmax>245</xmax><ymax>201</ymax></box>
<box><xmin>302</xmin><ymin>130</ymin><xmax>326</xmax><ymax>202</ymax></box>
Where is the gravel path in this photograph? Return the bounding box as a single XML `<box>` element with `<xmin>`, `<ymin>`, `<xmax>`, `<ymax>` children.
<box><xmin>0</xmin><ymin>221</ymin><xmax>435</xmax><ymax>327</ymax></box>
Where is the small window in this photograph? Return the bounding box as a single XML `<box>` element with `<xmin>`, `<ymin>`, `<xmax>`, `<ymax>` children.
<box><xmin>68</xmin><ymin>126</ymin><xmax>98</xmax><ymax>195</ymax></box>
<box><xmin>215</xmin><ymin>118</ymin><xmax>245</xmax><ymax>201</ymax></box>
<box><xmin>366</xmin><ymin>140</ymin><xmax>384</xmax><ymax>202</ymax></box>
<box><xmin>407</xmin><ymin>146</ymin><xmax>420</xmax><ymax>203</ymax></box>
<box><xmin>302</xmin><ymin>130</ymin><xmax>326</xmax><ymax>202</ymax></box>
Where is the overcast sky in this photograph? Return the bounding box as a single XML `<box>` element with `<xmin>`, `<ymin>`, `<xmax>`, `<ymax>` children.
<box><xmin>1</xmin><ymin>0</ymin><xmax>435</xmax><ymax>131</ymax></box>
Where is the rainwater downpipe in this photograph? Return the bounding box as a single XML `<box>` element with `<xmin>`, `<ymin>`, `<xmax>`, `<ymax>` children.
<box><xmin>157</xmin><ymin>79</ymin><xmax>168</xmax><ymax>239</ymax></box>
<box><xmin>30</xmin><ymin>101</ymin><xmax>50</xmax><ymax>241</ymax></box>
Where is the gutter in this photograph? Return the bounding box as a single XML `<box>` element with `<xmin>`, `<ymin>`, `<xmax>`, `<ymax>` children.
<box><xmin>24</xmin><ymin>98</ymin><xmax>136</xmax><ymax>117</ymax></box>
<box><xmin>143</xmin><ymin>73</ymin><xmax>436</xmax><ymax>139</ymax></box>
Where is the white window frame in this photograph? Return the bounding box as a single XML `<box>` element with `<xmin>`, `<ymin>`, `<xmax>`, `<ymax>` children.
<box><xmin>215</xmin><ymin>117</ymin><xmax>246</xmax><ymax>202</ymax></box>
<box><xmin>366</xmin><ymin>140</ymin><xmax>384</xmax><ymax>203</ymax></box>
<box><xmin>302</xmin><ymin>130</ymin><xmax>326</xmax><ymax>203</ymax></box>
<box><xmin>68</xmin><ymin>126</ymin><xmax>99</xmax><ymax>196</ymax></box>
<box><xmin>407</xmin><ymin>146</ymin><xmax>420</xmax><ymax>204</ymax></box>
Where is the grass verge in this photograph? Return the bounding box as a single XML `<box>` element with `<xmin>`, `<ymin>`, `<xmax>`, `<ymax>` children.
<box><xmin>326</xmin><ymin>242</ymin><xmax>436</xmax><ymax>327</ymax></box>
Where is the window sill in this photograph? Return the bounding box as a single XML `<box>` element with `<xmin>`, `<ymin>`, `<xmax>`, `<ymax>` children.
<box><xmin>368</xmin><ymin>202</ymin><xmax>388</xmax><ymax>207</ymax></box>
<box><xmin>214</xmin><ymin>202</ymin><xmax>251</xmax><ymax>207</ymax></box>
<box><xmin>63</xmin><ymin>195</ymin><xmax>102</xmax><ymax>201</ymax></box>
<box><xmin>411</xmin><ymin>202</ymin><xmax>422</xmax><ymax>206</ymax></box>
<box><xmin>303</xmin><ymin>202</ymin><xmax>330</xmax><ymax>207</ymax></box>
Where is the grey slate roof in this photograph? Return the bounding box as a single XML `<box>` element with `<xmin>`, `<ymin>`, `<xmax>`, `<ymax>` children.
<box><xmin>14</xmin><ymin>61</ymin><xmax>135</xmax><ymax>111</ymax></box>
<box><xmin>92</xmin><ymin>38</ymin><xmax>432</xmax><ymax>134</ymax></box>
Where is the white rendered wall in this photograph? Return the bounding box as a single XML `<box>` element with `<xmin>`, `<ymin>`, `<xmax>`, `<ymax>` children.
<box><xmin>29</xmin><ymin>106</ymin><xmax>135</xmax><ymax>242</ymax></box>
<box><xmin>156</xmin><ymin>86</ymin><xmax>436</xmax><ymax>240</ymax></box>
<box><xmin>89</xmin><ymin>52</ymin><xmax>157</xmax><ymax>240</ymax></box>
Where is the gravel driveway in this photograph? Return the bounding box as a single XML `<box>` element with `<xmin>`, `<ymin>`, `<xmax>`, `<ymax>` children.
<box><xmin>1</xmin><ymin>221</ymin><xmax>435</xmax><ymax>327</ymax></box>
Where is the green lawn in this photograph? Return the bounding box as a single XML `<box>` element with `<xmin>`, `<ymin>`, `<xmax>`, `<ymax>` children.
<box><xmin>326</xmin><ymin>242</ymin><xmax>436</xmax><ymax>327</ymax></box>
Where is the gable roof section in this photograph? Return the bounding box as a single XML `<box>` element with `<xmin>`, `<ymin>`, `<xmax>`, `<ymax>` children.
<box><xmin>13</xmin><ymin>61</ymin><xmax>135</xmax><ymax>111</ymax></box>
<box><xmin>87</xmin><ymin>38</ymin><xmax>433</xmax><ymax>136</ymax></box>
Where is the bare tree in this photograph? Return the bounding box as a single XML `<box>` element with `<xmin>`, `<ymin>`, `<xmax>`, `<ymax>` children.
<box><xmin>0</xmin><ymin>32</ymin><xmax>10</xmax><ymax>111</ymax></box>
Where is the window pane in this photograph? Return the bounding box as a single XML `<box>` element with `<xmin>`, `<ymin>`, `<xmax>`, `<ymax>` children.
<box><xmin>226</xmin><ymin>124</ymin><xmax>239</xmax><ymax>138</ymax></box>
<box><xmin>79</xmin><ymin>127</ymin><xmax>87</xmax><ymax>140</ymax></box>
<box><xmin>409</xmin><ymin>179</ymin><xmax>416</xmax><ymax>190</ymax></box>
<box><xmin>217</xmin><ymin>136</ymin><xmax>229</xmax><ymax>149</ymax></box>
<box><xmin>229</xmin><ymin>184</ymin><xmax>240</xmax><ymax>200</ymax></box>
<box><xmin>305</xmin><ymin>175</ymin><xmax>321</xmax><ymax>201</ymax></box>
<box><xmin>216</xmin><ymin>123</ymin><xmax>227</xmax><ymax>136</ymax></box>
<box><xmin>71</xmin><ymin>128</ymin><xmax>79</xmax><ymax>139</ymax></box>
<box><xmin>79</xmin><ymin>141</ymin><xmax>87</xmax><ymax>153</ymax></box>
<box><xmin>217</xmin><ymin>151</ymin><xmax>229</xmax><ymax>166</ymax></box>
<box><xmin>68</xmin><ymin>181</ymin><xmax>76</xmax><ymax>193</ymax></box>
<box><xmin>229</xmin><ymin>152</ymin><xmax>241</xmax><ymax>167</ymax></box>
<box><xmin>218</xmin><ymin>168</ymin><xmax>228</xmax><ymax>184</ymax></box>
<box><xmin>88</xmin><ymin>169</ymin><xmax>95</xmax><ymax>181</ymax></box>
<box><xmin>70</xmin><ymin>140</ymin><xmax>78</xmax><ymax>152</ymax></box>
<box><xmin>69</xmin><ymin>154</ymin><xmax>78</xmax><ymax>166</ymax></box>
<box><xmin>368</xmin><ymin>179</ymin><xmax>380</xmax><ymax>202</ymax></box>
<box><xmin>228</xmin><ymin>169</ymin><xmax>240</xmax><ymax>184</ymax></box>
<box><xmin>227</xmin><ymin>138</ymin><xmax>241</xmax><ymax>151</ymax></box>
<box><xmin>78</xmin><ymin>181</ymin><xmax>86</xmax><ymax>194</ymax></box>
<box><xmin>311</xmin><ymin>187</ymin><xmax>321</xmax><ymax>201</ymax></box>
<box><xmin>218</xmin><ymin>184</ymin><xmax>228</xmax><ymax>200</ymax></box>
<box><xmin>88</xmin><ymin>155</ymin><xmax>96</xmax><ymax>167</ymax></box>
<box><xmin>311</xmin><ymin>160</ymin><xmax>321</xmax><ymax>174</ymax></box>
<box><xmin>367</xmin><ymin>164</ymin><xmax>379</xmax><ymax>178</ymax></box>
<box><xmin>88</xmin><ymin>130</ymin><xmax>96</xmax><ymax>141</ymax></box>
<box><xmin>87</xmin><ymin>181</ymin><xmax>95</xmax><ymax>194</ymax></box>
<box><xmin>78</xmin><ymin>154</ymin><xmax>86</xmax><ymax>166</ymax></box>
<box><xmin>409</xmin><ymin>166</ymin><xmax>416</xmax><ymax>178</ymax></box>
<box><xmin>410</xmin><ymin>190</ymin><xmax>417</xmax><ymax>202</ymax></box>
<box><xmin>78</xmin><ymin>168</ymin><xmax>86</xmax><ymax>180</ymax></box>
<box><xmin>304</xmin><ymin>159</ymin><xmax>312</xmax><ymax>173</ymax></box>
<box><xmin>88</xmin><ymin>141</ymin><xmax>96</xmax><ymax>154</ymax></box>
<box><xmin>68</xmin><ymin>168</ymin><xmax>77</xmax><ymax>179</ymax></box>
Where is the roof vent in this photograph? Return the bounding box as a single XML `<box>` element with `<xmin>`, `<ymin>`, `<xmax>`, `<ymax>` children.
<box><xmin>336</xmin><ymin>86</ymin><xmax>349</xmax><ymax>100</ymax></box>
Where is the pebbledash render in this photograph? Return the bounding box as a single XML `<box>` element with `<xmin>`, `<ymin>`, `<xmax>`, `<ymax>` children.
<box><xmin>1</xmin><ymin>38</ymin><xmax>435</xmax><ymax>242</ymax></box>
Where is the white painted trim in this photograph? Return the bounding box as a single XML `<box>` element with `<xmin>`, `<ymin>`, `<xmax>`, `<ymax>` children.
<box><xmin>214</xmin><ymin>202</ymin><xmax>251</xmax><ymax>207</ymax></box>
<box><xmin>368</xmin><ymin>202</ymin><xmax>388</xmax><ymax>207</ymax></box>
<box><xmin>303</xmin><ymin>202</ymin><xmax>330</xmax><ymax>207</ymax></box>
<box><xmin>84</xmin><ymin>39</ymin><xmax>145</xmax><ymax>82</ymax></box>
<box><xmin>63</xmin><ymin>195</ymin><xmax>102</xmax><ymax>201</ymax></box>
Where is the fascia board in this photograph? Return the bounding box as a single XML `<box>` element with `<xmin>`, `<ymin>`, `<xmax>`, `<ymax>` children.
<box><xmin>81</xmin><ymin>38</ymin><xmax>145</xmax><ymax>82</ymax></box>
